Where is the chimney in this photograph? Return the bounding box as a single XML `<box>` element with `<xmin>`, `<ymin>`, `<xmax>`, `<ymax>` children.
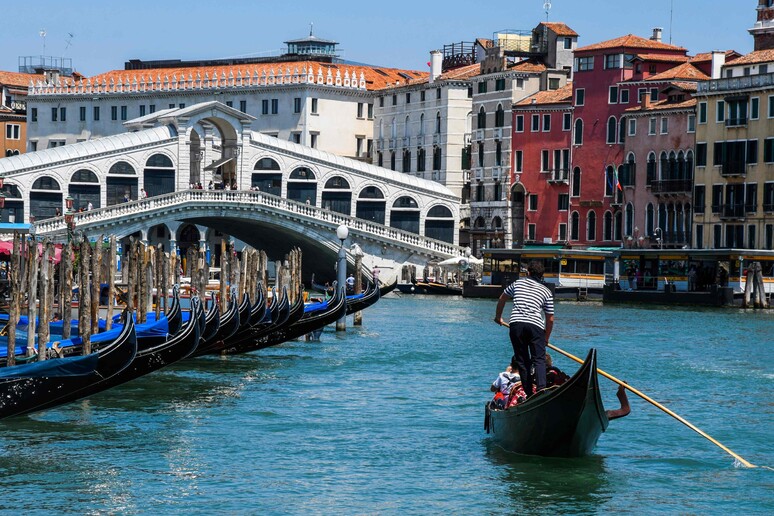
<box><xmin>429</xmin><ymin>50</ymin><xmax>442</xmax><ymax>83</ymax></box>
<box><xmin>650</xmin><ymin>27</ymin><xmax>663</xmax><ymax>42</ymax></box>
<box><xmin>641</xmin><ymin>92</ymin><xmax>652</xmax><ymax>110</ymax></box>
<box><xmin>711</xmin><ymin>50</ymin><xmax>726</xmax><ymax>79</ymax></box>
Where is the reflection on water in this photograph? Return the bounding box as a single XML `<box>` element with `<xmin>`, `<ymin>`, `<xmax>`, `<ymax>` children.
<box><xmin>484</xmin><ymin>440</ymin><xmax>611</xmax><ymax>511</ymax></box>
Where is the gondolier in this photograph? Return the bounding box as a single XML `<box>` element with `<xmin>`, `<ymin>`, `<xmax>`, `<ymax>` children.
<box><xmin>494</xmin><ymin>260</ymin><xmax>554</xmax><ymax>399</ymax></box>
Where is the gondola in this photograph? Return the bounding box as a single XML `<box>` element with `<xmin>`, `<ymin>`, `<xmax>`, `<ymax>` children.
<box><xmin>378</xmin><ymin>276</ymin><xmax>398</xmax><ymax>297</ymax></box>
<box><xmin>0</xmin><ymin>313</ymin><xmax>138</xmax><ymax>420</ymax></box>
<box><xmin>28</xmin><ymin>297</ymin><xmax>204</xmax><ymax>416</ymax></box>
<box><xmin>345</xmin><ymin>281</ymin><xmax>381</xmax><ymax>315</ymax></box>
<box><xmin>484</xmin><ymin>349</ymin><xmax>608</xmax><ymax>457</ymax></box>
<box><xmin>201</xmin><ymin>302</ymin><xmax>221</xmax><ymax>344</ymax></box>
<box><xmin>190</xmin><ymin>293</ymin><xmax>240</xmax><ymax>357</ymax></box>
<box><xmin>310</xmin><ymin>274</ymin><xmax>334</xmax><ymax>297</ymax></box>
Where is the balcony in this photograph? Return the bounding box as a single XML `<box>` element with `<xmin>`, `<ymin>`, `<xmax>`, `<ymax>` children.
<box><xmin>493</xmin><ymin>127</ymin><xmax>503</xmax><ymax>140</ymax></box>
<box><xmin>720</xmin><ymin>161</ymin><xmax>747</xmax><ymax>177</ymax></box>
<box><xmin>718</xmin><ymin>204</ymin><xmax>746</xmax><ymax>220</ymax></box>
<box><xmin>402</xmin><ymin>136</ymin><xmax>410</xmax><ymax>147</ymax></box>
<box><xmin>375</xmin><ymin>138</ymin><xmax>384</xmax><ymax>151</ymax></box>
<box><xmin>547</xmin><ymin>168</ymin><xmax>569</xmax><ymax>184</ymax></box>
<box><xmin>464</xmin><ymin>132</ymin><xmax>472</xmax><ymax>145</ymax></box>
<box><xmin>473</xmin><ymin>168</ymin><xmax>483</xmax><ymax>181</ymax></box>
<box><xmin>492</xmin><ymin>166</ymin><xmax>507</xmax><ymax>181</ymax></box>
<box><xmin>433</xmin><ymin>133</ymin><xmax>441</xmax><ymax>145</ymax></box>
<box><xmin>764</xmin><ymin>203</ymin><xmax>774</xmax><ymax>212</ymax></box>
<box><xmin>474</xmin><ymin>129</ymin><xmax>485</xmax><ymax>142</ymax></box>
<box><xmin>650</xmin><ymin>179</ymin><xmax>692</xmax><ymax>194</ymax></box>
<box><xmin>388</xmin><ymin>138</ymin><xmax>397</xmax><ymax>149</ymax></box>
<box><xmin>725</xmin><ymin>117</ymin><xmax>747</xmax><ymax>127</ymax></box>
<box><xmin>416</xmin><ymin>134</ymin><xmax>425</xmax><ymax>146</ymax></box>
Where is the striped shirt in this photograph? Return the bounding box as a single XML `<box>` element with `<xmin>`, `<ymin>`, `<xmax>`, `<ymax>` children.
<box><xmin>503</xmin><ymin>277</ymin><xmax>554</xmax><ymax>329</ymax></box>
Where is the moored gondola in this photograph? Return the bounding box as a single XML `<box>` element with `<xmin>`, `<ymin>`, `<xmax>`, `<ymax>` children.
<box><xmin>345</xmin><ymin>281</ymin><xmax>381</xmax><ymax>315</ymax></box>
<box><xmin>190</xmin><ymin>293</ymin><xmax>240</xmax><ymax>357</ymax></box>
<box><xmin>485</xmin><ymin>349</ymin><xmax>608</xmax><ymax>457</ymax></box>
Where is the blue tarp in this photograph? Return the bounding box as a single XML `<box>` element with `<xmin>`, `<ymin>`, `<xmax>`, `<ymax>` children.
<box><xmin>0</xmin><ymin>353</ymin><xmax>99</xmax><ymax>379</ymax></box>
<box><xmin>304</xmin><ymin>300</ymin><xmax>329</xmax><ymax>313</ymax></box>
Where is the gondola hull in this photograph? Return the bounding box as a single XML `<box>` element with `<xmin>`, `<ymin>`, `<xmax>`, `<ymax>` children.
<box><xmin>486</xmin><ymin>349</ymin><xmax>608</xmax><ymax>457</ymax></box>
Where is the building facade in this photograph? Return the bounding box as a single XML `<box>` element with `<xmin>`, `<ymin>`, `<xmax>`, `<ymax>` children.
<box><xmin>1</xmin><ymin>70</ymin><xmax>42</xmax><ymax>158</ymax></box>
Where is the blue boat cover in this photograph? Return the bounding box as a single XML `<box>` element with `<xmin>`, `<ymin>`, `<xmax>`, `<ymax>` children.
<box><xmin>0</xmin><ymin>353</ymin><xmax>99</xmax><ymax>379</ymax></box>
<box><xmin>304</xmin><ymin>300</ymin><xmax>329</xmax><ymax>313</ymax></box>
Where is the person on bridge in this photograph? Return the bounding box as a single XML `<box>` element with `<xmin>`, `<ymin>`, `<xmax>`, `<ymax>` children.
<box><xmin>493</xmin><ymin>260</ymin><xmax>554</xmax><ymax>400</ymax></box>
<box><xmin>140</xmin><ymin>188</ymin><xmax>148</xmax><ymax>199</ymax></box>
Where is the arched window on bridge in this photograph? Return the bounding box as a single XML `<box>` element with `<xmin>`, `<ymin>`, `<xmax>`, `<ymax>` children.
<box><xmin>390</xmin><ymin>196</ymin><xmax>420</xmax><ymax>235</ymax></box>
<box><xmin>107</xmin><ymin>161</ymin><xmax>137</xmax><ymax>205</ymax></box>
<box><xmin>321</xmin><ymin>176</ymin><xmax>351</xmax><ymax>215</ymax></box>
<box><xmin>287</xmin><ymin>167</ymin><xmax>317</xmax><ymax>206</ymax></box>
<box><xmin>356</xmin><ymin>186</ymin><xmax>386</xmax><ymax>224</ymax></box>
<box><xmin>252</xmin><ymin>158</ymin><xmax>282</xmax><ymax>196</ymax></box>
<box><xmin>70</xmin><ymin>169</ymin><xmax>100</xmax><ymax>211</ymax></box>
<box><xmin>424</xmin><ymin>205</ymin><xmax>454</xmax><ymax>243</ymax></box>
<box><xmin>30</xmin><ymin>176</ymin><xmax>62</xmax><ymax>221</ymax></box>
<box><xmin>0</xmin><ymin>182</ymin><xmax>23</xmax><ymax>223</ymax></box>
<box><xmin>144</xmin><ymin>154</ymin><xmax>175</xmax><ymax>197</ymax></box>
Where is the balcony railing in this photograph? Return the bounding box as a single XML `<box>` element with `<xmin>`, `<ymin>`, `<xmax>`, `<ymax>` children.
<box><xmin>547</xmin><ymin>168</ymin><xmax>569</xmax><ymax>183</ymax></box>
<box><xmin>474</xmin><ymin>129</ymin><xmax>484</xmax><ymax>142</ymax></box>
<box><xmin>720</xmin><ymin>161</ymin><xmax>747</xmax><ymax>177</ymax></box>
<box><xmin>719</xmin><ymin>204</ymin><xmax>746</xmax><ymax>219</ymax></box>
<box><xmin>725</xmin><ymin>117</ymin><xmax>747</xmax><ymax>127</ymax></box>
<box><xmin>650</xmin><ymin>179</ymin><xmax>692</xmax><ymax>194</ymax></box>
<box><xmin>764</xmin><ymin>203</ymin><xmax>774</xmax><ymax>212</ymax></box>
<box><xmin>698</xmin><ymin>71</ymin><xmax>774</xmax><ymax>94</ymax></box>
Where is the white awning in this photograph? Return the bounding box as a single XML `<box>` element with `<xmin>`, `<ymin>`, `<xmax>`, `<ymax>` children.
<box><xmin>204</xmin><ymin>156</ymin><xmax>235</xmax><ymax>171</ymax></box>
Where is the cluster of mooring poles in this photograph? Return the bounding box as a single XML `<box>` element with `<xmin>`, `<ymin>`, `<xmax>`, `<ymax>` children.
<box><xmin>742</xmin><ymin>261</ymin><xmax>769</xmax><ymax>308</ymax></box>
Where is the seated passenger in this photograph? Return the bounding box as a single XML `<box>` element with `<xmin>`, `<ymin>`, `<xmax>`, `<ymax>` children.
<box><xmin>545</xmin><ymin>353</ymin><xmax>570</xmax><ymax>387</ymax></box>
<box><xmin>490</xmin><ymin>358</ymin><xmax>521</xmax><ymax>409</ymax></box>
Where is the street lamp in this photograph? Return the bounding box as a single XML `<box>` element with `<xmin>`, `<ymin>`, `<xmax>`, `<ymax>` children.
<box><xmin>336</xmin><ymin>224</ymin><xmax>349</xmax><ymax>331</ymax></box>
<box><xmin>65</xmin><ymin>195</ymin><xmax>74</xmax><ymax>211</ymax></box>
<box><xmin>64</xmin><ymin>209</ymin><xmax>75</xmax><ymax>242</ymax></box>
<box><xmin>654</xmin><ymin>227</ymin><xmax>663</xmax><ymax>250</ymax></box>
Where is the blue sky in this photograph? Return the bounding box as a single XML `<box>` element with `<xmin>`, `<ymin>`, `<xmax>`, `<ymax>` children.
<box><xmin>3</xmin><ymin>0</ymin><xmax>757</xmax><ymax>76</ymax></box>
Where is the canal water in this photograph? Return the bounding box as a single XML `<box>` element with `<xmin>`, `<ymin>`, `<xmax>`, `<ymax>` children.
<box><xmin>0</xmin><ymin>295</ymin><xmax>771</xmax><ymax>514</ymax></box>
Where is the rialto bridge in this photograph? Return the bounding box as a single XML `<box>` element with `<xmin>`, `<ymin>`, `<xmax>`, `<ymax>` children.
<box><xmin>0</xmin><ymin>102</ymin><xmax>464</xmax><ymax>279</ymax></box>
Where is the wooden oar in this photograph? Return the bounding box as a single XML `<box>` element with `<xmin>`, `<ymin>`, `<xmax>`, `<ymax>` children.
<box><xmin>546</xmin><ymin>341</ymin><xmax>757</xmax><ymax>469</ymax></box>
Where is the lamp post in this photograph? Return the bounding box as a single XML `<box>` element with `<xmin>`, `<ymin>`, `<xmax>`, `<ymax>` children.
<box><xmin>336</xmin><ymin>224</ymin><xmax>348</xmax><ymax>331</ymax></box>
<box><xmin>654</xmin><ymin>227</ymin><xmax>663</xmax><ymax>250</ymax></box>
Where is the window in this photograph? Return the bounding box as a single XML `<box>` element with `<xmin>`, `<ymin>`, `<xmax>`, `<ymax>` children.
<box><xmin>694</xmin><ymin>185</ymin><xmax>706</xmax><ymax>214</ymax></box>
<box><xmin>515</xmin><ymin>115</ymin><xmax>524</xmax><ymax>132</ymax></box>
<box><xmin>531</xmin><ymin>114</ymin><xmax>540</xmax><ymax>132</ymax></box>
<box><xmin>120</xmin><ymin>106</ymin><xmax>127</xmax><ymax>121</ymax></box>
<box><xmin>727</xmin><ymin>98</ymin><xmax>748</xmax><ymax>126</ymax></box>
<box><xmin>436</xmin><ymin>88</ymin><xmax>441</xmax><ymax>99</ymax></box>
<box><xmin>79</xmin><ymin>106</ymin><xmax>86</xmax><ymax>121</ymax></box>
<box><xmin>262</xmin><ymin>99</ymin><xmax>269</xmax><ymax>115</ymax></box>
<box><xmin>558</xmin><ymin>193</ymin><xmax>569</xmax><ymax>211</ymax></box>
<box><xmin>769</xmin><ymin>96</ymin><xmax>774</xmax><ymax>118</ymax></box>
<box><xmin>698</xmin><ymin>102</ymin><xmax>707</xmax><ymax>123</ymax></box>
<box><xmin>751</xmin><ymin>97</ymin><xmax>760</xmax><ymax>120</ymax></box>
<box><xmin>31</xmin><ymin>107</ymin><xmax>37</xmax><ymax>122</ymax></box>
<box><xmin>696</xmin><ymin>143</ymin><xmax>707</xmax><ymax>166</ymax></box>
<box><xmin>435</xmin><ymin>112</ymin><xmax>441</xmax><ymax>134</ymax></box>
<box><xmin>495</xmin><ymin>105</ymin><xmax>505</xmax><ymax>127</ymax></box>
<box><xmin>51</xmin><ymin>107</ymin><xmax>58</xmax><ymax>122</ymax></box>
<box><xmin>478</xmin><ymin>80</ymin><xmax>488</xmax><ymax>94</ymax></box>
<box><xmin>605</xmin><ymin>54</ymin><xmax>621</xmax><ymax>69</ymax></box>
<box><xmin>628</xmin><ymin>118</ymin><xmax>637</xmax><ymax>136</ymax></box>
<box><xmin>392</xmin><ymin>94</ymin><xmax>397</xmax><ymax>106</ymax></box>
<box><xmin>178</xmin><ymin>103</ymin><xmax>185</xmax><ymax>109</ymax></box>
<box><xmin>687</xmin><ymin>114</ymin><xmax>696</xmax><ymax>133</ymax></box>
<box><xmin>528</xmin><ymin>194</ymin><xmax>538</xmax><ymax>211</ymax></box>
<box><xmin>548</xmin><ymin>77</ymin><xmax>560</xmax><ymax>90</ymax></box>
<box><xmin>93</xmin><ymin>106</ymin><xmax>100</xmax><ymax>121</ymax></box>
<box><xmin>609</xmin><ymin>86</ymin><xmax>619</xmax><ymax>104</ymax></box>
<box><xmin>111</xmin><ymin>106</ymin><xmax>117</xmax><ymax>120</ymax></box>
<box><xmin>367</xmin><ymin>104</ymin><xmax>373</xmax><ymax>119</ymax></box>
<box><xmin>575</xmin><ymin>56</ymin><xmax>594</xmax><ymax>71</ymax></box>
<box><xmin>5</xmin><ymin>124</ymin><xmax>20</xmax><ymax>139</ymax></box>
<box><xmin>406</xmin><ymin>92</ymin><xmax>411</xmax><ymax>104</ymax></box>
<box><xmin>716</xmin><ymin>100</ymin><xmax>725</xmax><ymax>122</ymax></box>
<box><xmin>563</xmin><ymin>112</ymin><xmax>571</xmax><ymax>131</ymax></box>
<box><xmin>746</xmin><ymin>183</ymin><xmax>758</xmax><ymax>213</ymax></box>
<box><xmin>542</xmin><ymin>114</ymin><xmax>551</xmax><ymax>132</ymax></box>
<box><xmin>712</xmin><ymin>185</ymin><xmax>723</xmax><ymax>213</ymax></box>
<box><xmin>572</xmin><ymin>167</ymin><xmax>581</xmax><ymax>196</ymax></box>
<box><xmin>564</xmin><ymin>37</ymin><xmax>573</xmax><ymax>49</ymax></box>
<box><xmin>764</xmin><ymin>182</ymin><xmax>774</xmax><ymax>211</ymax></box>
<box><xmin>420</xmin><ymin>90</ymin><xmax>426</xmax><ymax>102</ymax></box>
<box><xmin>638</xmin><ymin>88</ymin><xmax>647</xmax><ymax>102</ymax></box>
<box><xmin>225</xmin><ymin>101</ymin><xmax>233</xmax><ymax>108</ymax></box>
<box><xmin>575</xmin><ymin>88</ymin><xmax>585</xmax><ymax>106</ymax></box>
<box><xmin>379</xmin><ymin>96</ymin><xmax>384</xmax><ymax>107</ymax></box>
<box><xmin>648</xmin><ymin>117</ymin><xmax>657</xmax><ymax>135</ymax></box>
<box><xmin>294</xmin><ymin>98</ymin><xmax>301</xmax><ymax>113</ymax></box>
<box><xmin>169</xmin><ymin>103</ymin><xmax>175</xmax><ymax>109</ymax></box>
<box><xmin>149</xmin><ymin>105</ymin><xmax>155</xmax><ymax>114</ymax></box>
<box><xmin>541</xmin><ymin>150</ymin><xmax>550</xmax><ymax>172</ymax></box>
<box><xmin>272</xmin><ymin>99</ymin><xmax>279</xmax><ymax>114</ymax></box>
<box><xmin>606</xmin><ymin>117</ymin><xmax>617</xmax><ymax>144</ymax></box>
<box><xmin>660</xmin><ymin>117</ymin><xmax>668</xmax><ymax>134</ymax></box>
<box><xmin>559</xmin><ymin>223</ymin><xmax>567</xmax><ymax>241</ymax></box>
<box><xmin>311</xmin><ymin>133</ymin><xmax>318</xmax><ymax>149</ymax></box>
<box><xmin>765</xmin><ymin>138</ymin><xmax>774</xmax><ymax>163</ymax></box>
<box><xmin>620</xmin><ymin>89</ymin><xmax>630</xmax><ymax>104</ymax></box>
<box><xmin>495</xmin><ymin>78</ymin><xmax>505</xmax><ymax>91</ymax></box>
<box><xmin>357</xmin><ymin>102</ymin><xmax>364</xmax><ymax>118</ymax></box>
<box><xmin>587</xmin><ymin>211</ymin><xmax>597</xmax><ymax>240</ymax></box>
<box><xmin>650</xmin><ymin>88</ymin><xmax>658</xmax><ymax>102</ymax></box>
<box><xmin>528</xmin><ymin>224</ymin><xmax>536</xmax><ymax>241</ymax></box>
<box><xmin>573</xmin><ymin>119</ymin><xmax>583</xmax><ymax>145</ymax></box>
<box><xmin>570</xmin><ymin>212</ymin><xmax>580</xmax><ymax>240</ymax></box>
<box><xmin>139</xmin><ymin>105</ymin><xmax>146</xmax><ymax>117</ymax></box>
<box><xmin>240</xmin><ymin>100</ymin><xmax>247</xmax><ymax>113</ymax></box>
<box><xmin>291</xmin><ymin>132</ymin><xmax>301</xmax><ymax>144</ymax></box>
<box><xmin>514</xmin><ymin>150</ymin><xmax>523</xmax><ymax>172</ymax></box>
<box><xmin>433</xmin><ymin>146</ymin><xmax>441</xmax><ymax>170</ymax></box>
<box><xmin>59</xmin><ymin>107</ymin><xmax>66</xmax><ymax>121</ymax></box>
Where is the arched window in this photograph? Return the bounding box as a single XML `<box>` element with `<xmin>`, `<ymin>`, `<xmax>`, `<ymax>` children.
<box><xmin>477</xmin><ymin>107</ymin><xmax>486</xmax><ymax>130</ymax></box>
<box><xmin>321</xmin><ymin>176</ymin><xmax>351</xmax><ymax>215</ymax></box>
<box><xmin>379</xmin><ymin>120</ymin><xmax>384</xmax><ymax>139</ymax></box>
<box><xmin>495</xmin><ymin>142</ymin><xmax>502</xmax><ymax>166</ymax></box>
<box><xmin>497</xmin><ymin>105</ymin><xmax>507</xmax><ymax>128</ymax></box>
<box><xmin>417</xmin><ymin>147</ymin><xmax>426</xmax><ymax>172</ymax></box>
<box><xmin>572</xmin><ymin>167</ymin><xmax>581</xmax><ymax>197</ymax></box>
<box><xmin>287</xmin><ymin>167</ymin><xmax>317</xmax><ymax>205</ymax></box>
<box><xmin>686</xmin><ymin>150</ymin><xmax>694</xmax><ymax>180</ymax></box>
<box><xmin>30</xmin><ymin>176</ymin><xmax>62</xmax><ymax>221</ymax></box>
<box><xmin>621</xmin><ymin>152</ymin><xmax>635</xmax><ymax>187</ymax></box>
<box><xmin>0</xmin><ymin>182</ymin><xmax>23</xmax><ymax>223</ymax></box>
<box><xmin>252</xmin><ymin>158</ymin><xmax>282</xmax><ymax>195</ymax></box>
<box><xmin>605</xmin><ymin>166</ymin><xmax>615</xmax><ymax>196</ymax></box>
<box><xmin>606</xmin><ymin>116</ymin><xmax>617</xmax><ymax>144</ymax></box>
<box><xmin>619</xmin><ymin>117</ymin><xmax>626</xmax><ymax>143</ymax></box>
<box><xmin>109</xmin><ymin>161</ymin><xmax>135</xmax><ymax>175</ymax></box>
<box><xmin>668</xmin><ymin>151</ymin><xmax>677</xmax><ymax>180</ymax></box>
<box><xmin>433</xmin><ymin>146</ymin><xmax>441</xmax><ymax>170</ymax></box>
<box><xmin>573</xmin><ymin>118</ymin><xmax>583</xmax><ymax>145</ymax></box>
<box><xmin>391</xmin><ymin>118</ymin><xmax>397</xmax><ymax>139</ymax></box>
<box><xmin>603</xmin><ymin>211</ymin><xmax>613</xmax><ymax>241</ymax></box>
<box><xmin>435</xmin><ymin>112</ymin><xmax>441</xmax><ymax>134</ymax></box>
<box><xmin>391</xmin><ymin>196</ymin><xmax>420</xmax><ymax>234</ymax></box>
<box><xmin>419</xmin><ymin>114</ymin><xmax>425</xmax><ymax>136</ymax></box>
<box><xmin>647</xmin><ymin>152</ymin><xmax>657</xmax><ymax>184</ymax></box>
<box><xmin>107</xmin><ymin>161</ymin><xmax>137</xmax><ymax>205</ymax></box>
<box><xmin>474</xmin><ymin>216</ymin><xmax>486</xmax><ymax>229</ymax></box>
<box><xmin>144</xmin><ymin>153</ymin><xmax>175</xmax><ymax>197</ymax></box>
<box><xmin>646</xmin><ymin>203</ymin><xmax>655</xmax><ymax>236</ymax></box>
<box><xmin>614</xmin><ymin>211</ymin><xmax>623</xmax><ymax>241</ymax></box>
<box><xmin>402</xmin><ymin>149</ymin><xmax>411</xmax><ymax>172</ymax></box>
<box><xmin>478</xmin><ymin>143</ymin><xmax>484</xmax><ymax>167</ymax></box>
<box><xmin>570</xmin><ymin>211</ymin><xmax>580</xmax><ymax>240</ymax></box>
<box><xmin>659</xmin><ymin>151</ymin><xmax>668</xmax><ymax>181</ymax></box>
<box><xmin>70</xmin><ymin>169</ymin><xmax>100</xmax><ymax>211</ymax></box>
<box><xmin>390</xmin><ymin>151</ymin><xmax>396</xmax><ymax>170</ymax></box>
<box><xmin>677</xmin><ymin>150</ymin><xmax>686</xmax><ymax>180</ymax></box>
<box><xmin>587</xmin><ymin>210</ymin><xmax>597</xmax><ymax>241</ymax></box>
<box><xmin>625</xmin><ymin>202</ymin><xmax>634</xmax><ymax>236</ymax></box>
<box><xmin>404</xmin><ymin>116</ymin><xmax>410</xmax><ymax>137</ymax></box>
<box><xmin>356</xmin><ymin>186</ymin><xmax>386</xmax><ymax>224</ymax></box>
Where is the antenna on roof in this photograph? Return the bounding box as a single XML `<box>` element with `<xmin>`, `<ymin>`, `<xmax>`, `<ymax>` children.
<box><xmin>64</xmin><ymin>32</ymin><xmax>75</xmax><ymax>53</ymax></box>
<box><xmin>310</xmin><ymin>22</ymin><xmax>314</xmax><ymax>37</ymax></box>
<box><xmin>669</xmin><ymin>0</ymin><xmax>674</xmax><ymax>44</ymax></box>
<box><xmin>39</xmin><ymin>29</ymin><xmax>47</xmax><ymax>54</ymax></box>
<box><xmin>543</xmin><ymin>1</ymin><xmax>552</xmax><ymax>21</ymax></box>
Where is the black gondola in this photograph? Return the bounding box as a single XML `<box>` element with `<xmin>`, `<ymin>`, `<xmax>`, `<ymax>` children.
<box><xmin>485</xmin><ymin>349</ymin><xmax>608</xmax><ymax>457</ymax></box>
<box><xmin>310</xmin><ymin>274</ymin><xmax>335</xmax><ymax>296</ymax></box>
<box><xmin>201</xmin><ymin>302</ymin><xmax>221</xmax><ymax>344</ymax></box>
<box><xmin>378</xmin><ymin>277</ymin><xmax>398</xmax><ymax>296</ymax></box>
<box><xmin>191</xmin><ymin>293</ymin><xmax>240</xmax><ymax>357</ymax></box>
<box><xmin>345</xmin><ymin>281</ymin><xmax>381</xmax><ymax>315</ymax></box>
<box><xmin>0</xmin><ymin>313</ymin><xmax>138</xmax><ymax>420</ymax></box>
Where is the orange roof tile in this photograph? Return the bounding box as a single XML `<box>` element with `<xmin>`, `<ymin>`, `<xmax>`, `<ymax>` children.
<box><xmin>476</xmin><ymin>38</ymin><xmax>494</xmax><ymax>49</ymax></box>
<box><xmin>689</xmin><ymin>50</ymin><xmax>742</xmax><ymax>63</ymax></box>
<box><xmin>437</xmin><ymin>63</ymin><xmax>480</xmax><ymax>81</ymax></box>
<box><xmin>577</xmin><ymin>34</ymin><xmax>686</xmax><ymax>53</ymax></box>
<box><xmin>0</xmin><ymin>71</ymin><xmax>45</xmax><ymax>88</ymax></box>
<box><xmin>725</xmin><ymin>49</ymin><xmax>774</xmax><ymax>66</ymax></box>
<box><xmin>625</xmin><ymin>97</ymin><xmax>696</xmax><ymax>113</ymax></box>
<box><xmin>88</xmin><ymin>61</ymin><xmax>428</xmax><ymax>92</ymax></box>
<box><xmin>631</xmin><ymin>53</ymin><xmax>689</xmax><ymax>63</ymax></box>
<box><xmin>515</xmin><ymin>83</ymin><xmax>573</xmax><ymax>106</ymax></box>
<box><xmin>540</xmin><ymin>22</ymin><xmax>578</xmax><ymax>37</ymax></box>
<box><xmin>508</xmin><ymin>59</ymin><xmax>546</xmax><ymax>73</ymax></box>
<box><xmin>645</xmin><ymin>62</ymin><xmax>709</xmax><ymax>82</ymax></box>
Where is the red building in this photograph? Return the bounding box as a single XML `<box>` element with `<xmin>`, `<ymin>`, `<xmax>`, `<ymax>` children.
<box><xmin>511</xmin><ymin>84</ymin><xmax>573</xmax><ymax>244</ymax></box>
<box><xmin>569</xmin><ymin>32</ymin><xmax>688</xmax><ymax>246</ymax></box>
